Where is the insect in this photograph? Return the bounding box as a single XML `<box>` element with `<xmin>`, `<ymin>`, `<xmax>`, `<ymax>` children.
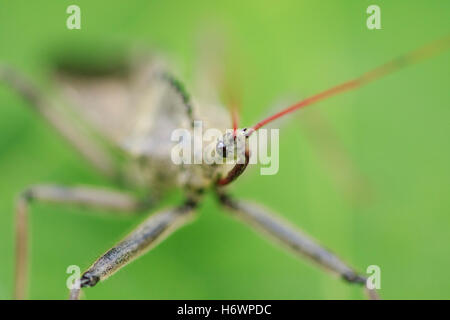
<box><xmin>1</xmin><ymin>35</ymin><xmax>449</xmax><ymax>300</ymax></box>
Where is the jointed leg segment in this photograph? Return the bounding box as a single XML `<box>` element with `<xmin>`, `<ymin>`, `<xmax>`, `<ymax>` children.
<box><xmin>0</xmin><ymin>65</ymin><xmax>118</xmax><ymax>177</ymax></box>
<box><xmin>219</xmin><ymin>193</ymin><xmax>380</xmax><ymax>299</ymax></box>
<box><xmin>70</xmin><ymin>200</ymin><xmax>197</xmax><ymax>300</ymax></box>
<box><xmin>14</xmin><ymin>184</ymin><xmax>152</xmax><ymax>300</ymax></box>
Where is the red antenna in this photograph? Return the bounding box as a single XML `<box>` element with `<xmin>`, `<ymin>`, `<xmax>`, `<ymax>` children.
<box><xmin>231</xmin><ymin>107</ymin><xmax>239</xmax><ymax>133</ymax></box>
<box><xmin>249</xmin><ymin>35</ymin><xmax>450</xmax><ymax>134</ymax></box>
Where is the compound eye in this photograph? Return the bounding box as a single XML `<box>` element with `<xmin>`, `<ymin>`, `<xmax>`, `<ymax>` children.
<box><xmin>216</xmin><ymin>141</ymin><xmax>227</xmax><ymax>158</ymax></box>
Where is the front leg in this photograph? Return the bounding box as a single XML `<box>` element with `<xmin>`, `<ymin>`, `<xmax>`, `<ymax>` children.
<box><xmin>218</xmin><ymin>193</ymin><xmax>380</xmax><ymax>300</ymax></box>
<box><xmin>14</xmin><ymin>184</ymin><xmax>153</xmax><ymax>300</ymax></box>
<box><xmin>70</xmin><ymin>200</ymin><xmax>197</xmax><ymax>300</ymax></box>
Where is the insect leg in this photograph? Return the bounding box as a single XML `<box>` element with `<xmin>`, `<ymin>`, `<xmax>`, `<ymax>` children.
<box><xmin>69</xmin><ymin>200</ymin><xmax>197</xmax><ymax>300</ymax></box>
<box><xmin>160</xmin><ymin>72</ymin><xmax>195</xmax><ymax>125</ymax></box>
<box><xmin>218</xmin><ymin>193</ymin><xmax>380</xmax><ymax>300</ymax></box>
<box><xmin>14</xmin><ymin>184</ymin><xmax>153</xmax><ymax>300</ymax></box>
<box><xmin>0</xmin><ymin>65</ymin><xmax>118</xmax><ymax>177</ymax></box>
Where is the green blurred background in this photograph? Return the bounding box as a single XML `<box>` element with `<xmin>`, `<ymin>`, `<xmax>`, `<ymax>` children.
<box><xmin>0</xmin><ymin>1</ymin><xmax>449</xmax><ymax>299</ymax></box>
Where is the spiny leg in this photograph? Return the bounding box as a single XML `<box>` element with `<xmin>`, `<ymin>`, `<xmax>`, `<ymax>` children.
<box><xmin>69</xmin><ymin>200</ymin><xmax>197</xmax><ymax>300</ymax></box>
<box><xmin>14</xmin><ymin>184</ymin><xmax>153</xmax><ymax>300</ymax></box>
<box><xmin>218</xmin><ymin>193</ymin><xmax>380</xmax><ymax>300</ymax></box>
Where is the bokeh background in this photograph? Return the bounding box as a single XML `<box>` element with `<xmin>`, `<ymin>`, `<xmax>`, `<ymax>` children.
<box><xmin>0</xmin><ymin>0</ymin><xmax>449</xmax><ymax>299</ymax></box>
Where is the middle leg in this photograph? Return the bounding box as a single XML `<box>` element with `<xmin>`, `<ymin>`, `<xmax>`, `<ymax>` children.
<box><xmin>14</xmin><ymin>184</ymin><xmax>153</xmax><ymax>300</ymax></box>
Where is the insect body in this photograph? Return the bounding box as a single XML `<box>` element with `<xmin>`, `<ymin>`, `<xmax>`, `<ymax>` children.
<box><xmin>1</xmin><ymin>35</ymin><xmax>449</xmax><ymax>300</ymax></box>
<box><xmin>55</xmin><ymin>57</ymin><xmax>232</xmax><ymax>195</ymax></box>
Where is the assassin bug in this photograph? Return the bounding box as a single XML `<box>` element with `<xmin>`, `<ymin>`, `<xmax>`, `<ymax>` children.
<box><xmin>1</xmin><ymin>35</ymin><xmax>449</xmax><ymax>300</ymax></box>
